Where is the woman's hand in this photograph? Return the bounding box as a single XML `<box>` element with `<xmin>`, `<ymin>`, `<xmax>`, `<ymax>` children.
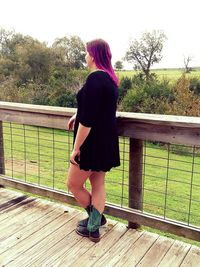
<box><xmin>67</xmin><ymin>113</ymin><xmax>76</xmax><ymax>130</ymax></box>
<box><xmin>70</xmin><ymin>148</ymin><xmax>80</xmax><ymax>166</ymax></box>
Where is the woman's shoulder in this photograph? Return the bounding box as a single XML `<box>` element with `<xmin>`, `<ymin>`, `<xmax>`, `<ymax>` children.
<box><xmin>86</xmin><ymin>70</ymin><xmax>116</xmax><ymax>88</ymax></box>
<box><xmin>87</xmin><ymin>70</ymin><xmax>109</xmax><ymax>80</ymax></box>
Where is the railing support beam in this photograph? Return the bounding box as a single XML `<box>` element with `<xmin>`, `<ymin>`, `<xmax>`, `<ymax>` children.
<box><xmin>128</xmin><ymin>138</ymin><xmax>143</xmax><ymax>229</ymax></box>
<box><xmin>0</xmin><ymin>121</ymin><xmax>5</xmax><ymax>175</ymax></box>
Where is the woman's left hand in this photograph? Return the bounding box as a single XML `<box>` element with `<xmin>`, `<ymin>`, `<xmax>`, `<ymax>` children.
<box><xmin>70</xmin><ymin>148</ymin><xmax>80</xmax><ymax>166</ymax></box>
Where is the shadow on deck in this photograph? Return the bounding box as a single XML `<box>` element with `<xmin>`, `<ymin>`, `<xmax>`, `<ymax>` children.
<box><xmin>0</xmin><ymin>187</ymin><xmax>200</xmax><ymax>267</ymax></box>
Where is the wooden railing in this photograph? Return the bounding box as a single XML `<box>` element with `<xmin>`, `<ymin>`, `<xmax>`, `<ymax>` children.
<box><xmin>0</xmin><ymin>101</ymin><xmax>200</xmax><ymax>242</ymax></box>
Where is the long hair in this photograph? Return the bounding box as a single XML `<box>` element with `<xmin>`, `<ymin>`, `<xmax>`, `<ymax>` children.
<box><xmin>86</xmin><ymin>39</ymin><xmax>119</xmax><ymax>86</ymax></box>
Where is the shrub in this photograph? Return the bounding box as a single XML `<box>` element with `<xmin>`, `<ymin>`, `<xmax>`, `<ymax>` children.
<box><xmin>50</xmin><ymin>91</ymin><xmax>77</xmax><ymax>108</ymax></box>
<box><xmin>189</xmin><ymin>77</ymin><xmax>200</xmax><ymax>96</ymax></box>
<box><xmin>118</xmin><ymin>76</ymin><xmax>132</xmax><ymax>102</ymax></box>
<box><xmin>121</xmin><ymin>77</ymin><xmax>172</xmax><ymax>114</ymax></box>
<box><xmin>167</xmin><ymin>75</ymin><xmax>200</xmax><ymax>116</ymax></box>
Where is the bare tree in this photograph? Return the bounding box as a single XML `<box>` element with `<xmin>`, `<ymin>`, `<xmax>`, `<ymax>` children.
<box><xmin>183</xmin><ymin>55</ymin><xmax>193</xmax><ymax>73</ymax></box>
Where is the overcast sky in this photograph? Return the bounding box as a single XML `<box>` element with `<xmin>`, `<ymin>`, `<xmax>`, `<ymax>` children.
<box><xmin>1</xmin><ymin>0</ymin><xmax>200</xmax><ymax>69</ymax></box>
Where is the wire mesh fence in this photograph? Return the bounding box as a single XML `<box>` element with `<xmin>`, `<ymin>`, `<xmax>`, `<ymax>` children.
<box><xmin>1</xmin><ymin>121</ymin><xmax>200</xmax><ymax>228</ymax></box>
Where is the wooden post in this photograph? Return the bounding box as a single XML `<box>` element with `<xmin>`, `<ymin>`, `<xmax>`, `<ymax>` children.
<box><xmin>0</xmin><ymin>121</ymin><xmax>5</xmax><ymax>175</ymax></box>
<box><xmin>128</xmin><ymin>138</ymin><xmax>143</xmax><ymax>229</ymax></box>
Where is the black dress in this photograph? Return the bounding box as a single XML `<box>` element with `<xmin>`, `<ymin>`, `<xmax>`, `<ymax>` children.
<box><xmin>73</xmin><ymin>70</ymin><xmax>120</xmax><ymax>172</ymax></box>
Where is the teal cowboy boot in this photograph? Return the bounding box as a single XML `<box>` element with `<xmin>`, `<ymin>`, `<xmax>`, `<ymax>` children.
<box><xmin>76</xmin><ymin>205</ymin><xmax>103</xmax><ymax>243</ymax></box>
<box><xmin>77</xmin><ymin>205</ymin><xmax>107</xmax><ymax>227</ymax></box>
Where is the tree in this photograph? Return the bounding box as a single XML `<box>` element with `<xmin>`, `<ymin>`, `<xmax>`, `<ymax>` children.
<box><xmin>2</xmin><ymin>33</ymin><xmax>53</xmax><ymax>84</ymax></box>
<box><xmin>183</xmin><ymin>55</ymin><xmax>193</xmax><ymax>73</ymax></box>
<box><xmin>52</xmin><ymin>35</ymin><xmax>85</xmax><ymax>69</ymax></box>
<box><xmin>0</xmin><ymin>28</ymin><xmax>15</xmax><ymax>56</ymax></box>
<box><xmin>125</xmin><ymin>30</ymin><xmax>167</xmax><ymax>79</ymax></box>
<box><xmin>114</xmin><ymin>60</ymin><xmax>123</xmax><ymax>70</ymax></box>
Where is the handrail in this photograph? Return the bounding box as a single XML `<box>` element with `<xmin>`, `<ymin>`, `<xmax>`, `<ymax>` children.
<box><xmin>0</xmin><ymin>101</ymin><xmax>199</xmax><ymax>146</ymax></box>
<box><xmin>0</xmin><ymin>101</ymin><xmax>200</xmax><ymax>127</ymax></box>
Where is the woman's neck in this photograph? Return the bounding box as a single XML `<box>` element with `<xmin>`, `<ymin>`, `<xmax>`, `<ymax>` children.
<box><xmin>90</xmin><ymin>66</ymin><xmax>105</xmax><ymax>73</ymax></box>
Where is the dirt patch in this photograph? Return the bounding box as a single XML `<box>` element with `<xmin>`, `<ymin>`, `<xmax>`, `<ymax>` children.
<box><xmin>5</xmin><ymin>159</ymin><xmax>39</xmax><ymax>175</ymax></box>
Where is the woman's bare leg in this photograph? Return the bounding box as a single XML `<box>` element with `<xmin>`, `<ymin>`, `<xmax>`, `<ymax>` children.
<box><xmin>66</xmin><ymin>164</ymin><xmax>92</xmax><ymax>208</ymax></box>
<box><xmin>89</xmin><ymin>171</ymin><xmax>106</xmax><ymax>213</ymax></box>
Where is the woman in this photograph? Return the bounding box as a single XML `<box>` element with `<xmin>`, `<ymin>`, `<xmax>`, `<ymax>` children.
<box><xmin>67</xmin><ymin>39</ymin><xmax>120</xmax><ymax>243</ymax></box>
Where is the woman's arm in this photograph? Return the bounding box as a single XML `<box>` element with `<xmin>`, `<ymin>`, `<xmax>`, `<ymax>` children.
<box><xmin>67</xmin><ymin>113</ymin><xmax>77</xmax><ymax>130</ymax></box>
<box><xmin>70</xmin><ymin>123</ymin><xmax>91</xmax><ymax>165</ymax></box>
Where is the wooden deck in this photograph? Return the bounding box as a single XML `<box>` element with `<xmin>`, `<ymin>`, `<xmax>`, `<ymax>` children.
<box><xmin>0</xmin><ymin>187</ymin><xmax>200</xmax><ymax>267</ymax></box>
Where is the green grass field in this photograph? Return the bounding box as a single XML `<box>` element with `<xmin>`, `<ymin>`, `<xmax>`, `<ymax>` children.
<box><xmin>116</xmin><ymin>68</ymin><xmax>200</xmax><ymax>82</ymax></box>
<box><xmin>3</xmin><ymin>123</ymin><xmax>200</xmax><ymax>246</ymax></box>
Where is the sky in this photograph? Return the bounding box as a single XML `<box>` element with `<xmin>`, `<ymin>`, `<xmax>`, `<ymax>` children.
<box><xmin>1</xmin><ymin>0</ymin><xmax>200</xmax><ymax>69</ymax></box>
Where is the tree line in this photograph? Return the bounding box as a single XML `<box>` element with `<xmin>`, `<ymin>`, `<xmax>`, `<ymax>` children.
<box><xmin>0</xmin><ymin>28</ymin><xmax>200</xmax><ymax>116</ymax></box>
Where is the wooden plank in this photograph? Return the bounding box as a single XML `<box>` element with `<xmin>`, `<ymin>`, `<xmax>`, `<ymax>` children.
<box><xmin>1</xmin><ymin>176</ymin><xmax>200</xmax><ymax>242</ymax></box>
<box><xmin>67</xmin><ymin>223</ymin><xmax>128</xmax><ymax>267</ymax></box>
<box><xmin>0</xmin><ymin>121</ymin><xmax>5</xmax><ymax>175</ymax></box>
<box><xmin>0</xmin><ymin>188</ymin><xmax>199</xmax><ymax>267</ymax></box>
<box><xmin>117</xmin><ymin>111</ymin><xmax>200</xmax><ymax>127</ymax></box>
<box><xmin>158</xmin><ymin>240</ymin><xmax>191</xmax><ymax>267</ymax></box>
<box><xmin>0</xmin><ymin>101</ymin><xmax>76</xmax><ymax>116</ymax></box>
<box><xmin>51</xmin><ymin>220</ymin><xmax>118</xmax><ymax>267</ymax></box>
<box><xmin>0</xmin><ymin>109</ymin><xmax>69</xmax><ymax>130</ymax></box>
<box><xmin>180</xmin><ymin>246</ymin><xmax>200</xmax><ymax>267</ymax></box>
<box><xmin>56</xmin><ymin>222</ymin><xmax>125</xmax><ymax>267</ymax></box>
<box><xmin>0</xmin><ymin>200</ymin><xmax>63</xmax><ymax>254</ymax></box>
<box><xmin>7</xmin><ymin>212</ymin><xmax>84</xmax><ymax>267</ymax></box>
<box><xmin>0</xmin><ymin>187</ymin><xmax>25</xmax><ymax>200</ymax></box>
<box><xmin>22</xmin><ymin>216</ymin><xmax>115</xmax><ymax>267</ymax></box>
<box><xmin>0</xmin><ymin>208</ymin><xmax>78</xmax><ymax>265</ymax></box>
<box><xmin>117</xmin><ymin>120</ymin><xmax>200</xmax><ymax>146</ymax></box>
<box><xmin>0</xmin><ymin>176</ymin><xmax>77</xmax><ymax>207</ymax></box>
<box><xmin>136</xmin><ymin>235</ymin><xmax>175</xmax><ymax>266</ymax></box>
<box><xmin>114</xmin><ymin>232</ymin><xmax>159</xmax><ymax>267</ymax></box>
<box><xmin>0</xmin><ymin>197</ymin><xmax>39</xmax><ymax>228</ymax></box>
<box><xmin>0</xmin><ymin>194</ymin><xmax>29</xmax><ymax>212</ymax></box>
<box><xmin>0</xmin><ymin>189</ymin><xmax>22</xmax><ymax>204</ymax></box>
<box><xmin>92</xmin><ymin>229</ymin><xmax>144</xmax><ymax>266</ymax></box>
<box><xmin>1</xmin><ymin>101</ymin><xmax>200</xmax><ymax>127</ymax></box>
<box><xmin>104</xmin><ymin>204</ymin><xmax>200</xmax><ymax>242</ymax></box>
<box><xmin>129</xmin><ymin>138</ymin><xmax>143</xmax><ymax>228</ymax></box>
<box><xmin>27</xmin><ymin>228</ymin><xmax>85</xmax><ymax>267</ymax></box>
<box><xmin>1</xmin><ymin>110</ymin><xmax>200</xmax><ymax>144</ymax></box>
<box><xmin>0</xmin><ymin>197</ymin><xmax>39</xmax><ymax>223</ymax></box>
<box><xmin>1</xmin><ymin>102</ymin><xmax>200</xmax><ymax>145</ymax></box>
<box><xmin>0</xmin><ymin>199</ymin><xmax>52</xmax><ymax>241</ymax></box>
<box><xmin>0</xmin><ymin>201</ymin><xmax>71</xmax><ymax>256</ymax></box>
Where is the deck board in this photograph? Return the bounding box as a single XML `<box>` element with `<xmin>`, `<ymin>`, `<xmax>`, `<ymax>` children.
<box><xmin>67</xmin><ymin>223</ymin><xmax>128</xmax><ymax>267</ymax></box>
<box><xmin>157</xmin><ymin>240</ymin><xmax>192</xmax><ymax>267</ymax></box>
<box><xmin>114</xmin><ymin>231</ymin><xmax>159</xmax><ymax>267</ymax></box>
<box><xmin>180</xmin><ymin>246</ymin><xmax>200</xmax><ymax>267</ymax></box>
<box><xmin>136</xmin><ymin>235</ymin><xmax>175</xmax><ymax>266</ymax></box>
<box><xmin>0</xmin><ymin>187</ymin><xmax>199</xmax><ymax>267</ymax></box>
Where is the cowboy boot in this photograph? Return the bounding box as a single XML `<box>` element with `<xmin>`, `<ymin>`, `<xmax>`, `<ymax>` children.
<box><xmin>76</xmin><ymin>205</ymin><xmax>102</xmax><ymax>243</ymax></box>
<box><xmin>87</xmin><ymin>205</ymin><xmax>102</xmax><ymax>242</ymax></box>
<box><xmin>77</xmin><ymin>205</ymin><xmax>90</xmax><ymax>227</ymax></box>
<box><xmin>77</xmin><ymin>206</ymin><xmax>107</xmax><ymax>227</ymax></box>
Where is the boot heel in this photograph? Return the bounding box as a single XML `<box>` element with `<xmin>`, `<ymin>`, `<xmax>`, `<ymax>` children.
<box><xmin>89</xmin><ymin>234</ymin><xmax>100</xmax><ymax>243</ymax></box>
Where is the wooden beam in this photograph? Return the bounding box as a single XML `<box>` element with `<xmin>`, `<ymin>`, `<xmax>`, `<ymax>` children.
<box><xmin>0</xmin><ymin>109</ymin><xmax>69</xmax><ymax>130</ymax></box>
<box><xmin>128</xmin><ymin>138</ymin><xmax>143</xmax><ymax>228</ymax></box>
<box><xmin>0</xmin><ymin>108</ymin><xmax>200</xmax><ymax>145</ymax></box>
<box><xmin>1</xmin><ymin>101</ymin><xmax>200</xmax><ymax>128</ymax></box>
<box><xmin>0</xmin><ymin>121</ymin><xmax>5</xmax><ymax>175</ymax></box>
<box><xmin>117</xmin><ymin>120</ymin><xmax>200</xmax><ymax>146</ymax></box>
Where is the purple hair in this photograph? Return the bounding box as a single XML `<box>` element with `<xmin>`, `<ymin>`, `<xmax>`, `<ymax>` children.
<box><xmin>86</xmin><ymin>39</ymin><xmax>119</xmax><ymax>86</ymax></box>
